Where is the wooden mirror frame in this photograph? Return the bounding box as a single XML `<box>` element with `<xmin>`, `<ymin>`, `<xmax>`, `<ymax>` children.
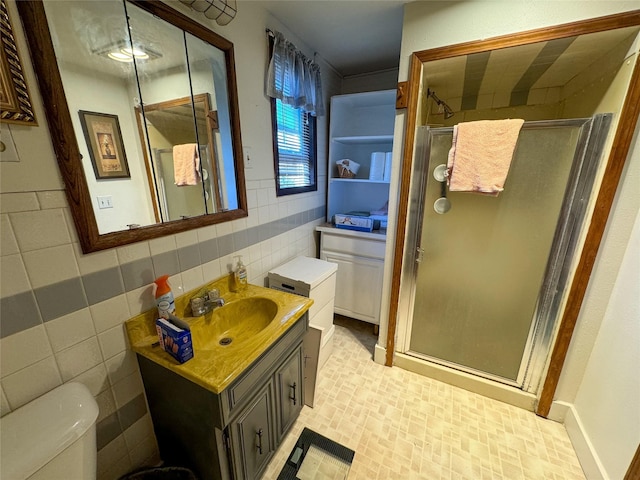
<box><xmin>386</xmin><ymin>10</ymin><xmax>640</xmax><ymax>417</ymax></box>
<box><xmin>17</xmin><ymin>0</ymin><xmax>247</xmax><ymax>253</ymax></box>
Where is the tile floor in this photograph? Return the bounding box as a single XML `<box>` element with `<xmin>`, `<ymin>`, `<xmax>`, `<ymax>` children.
<box><xmin>261</xmin><ymin>317</ymin><xmax>586</xmax><ymax>480</ymax></box>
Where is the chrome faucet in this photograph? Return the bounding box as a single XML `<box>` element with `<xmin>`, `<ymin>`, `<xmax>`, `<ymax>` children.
<box><xmin>190</xmin><ymin>288</ymin><xmax>225</xmax><ymax>316</ymax></box>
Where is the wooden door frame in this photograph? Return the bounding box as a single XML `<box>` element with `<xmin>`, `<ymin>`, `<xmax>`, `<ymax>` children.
<box><xmin>385</xmin><ymin>10</ymin><xmax>640</xmax><ymax>418</ymax></box>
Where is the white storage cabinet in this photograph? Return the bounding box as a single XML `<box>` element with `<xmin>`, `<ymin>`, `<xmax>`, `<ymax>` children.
<box><xmin>318</xmin><ymin>226</ymin><xmax>385</xmax><ymax>326</ymax></box>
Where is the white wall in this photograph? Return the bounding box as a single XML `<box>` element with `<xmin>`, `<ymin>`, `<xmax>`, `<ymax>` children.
<box><xmin>341</xmin><ymin>68</ymin><xmax>398</xmax><ymax>94</ymax></box>
<box><xmin>569</xmin><ymin>198</ymin><xmax>640</xmax><ymax>479</ymax></box>
<box><xmin>61</xmin><ymin>64</ymin><xmax>156</xmax><ymax>233</ymax></box>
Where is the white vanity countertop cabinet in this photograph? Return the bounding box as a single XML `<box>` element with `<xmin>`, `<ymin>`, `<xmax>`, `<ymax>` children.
<box><xmin>318</xmin><ymin>224</ymin><xmax>385</xmax><ymax>326</ymax></box>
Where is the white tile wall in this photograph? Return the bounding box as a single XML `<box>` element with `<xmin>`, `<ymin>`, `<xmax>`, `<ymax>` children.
<box><xmin>45</xmin><ymin>308</ymin><xmax>96</xmax><ymax>352</ymax></box>
<box><xmin>1</xmin><ymin>325</ymin><xmax>53</xmax><ymax>377</ymax></box>
<box><xmin>0</xmin><ymin>386</ymin><xmax>10</xmax><ymax>416</ymax></box>
<box><xmin>112</xmin><ymin>371</ymin><xmax>145</xmax><ymax>410</ymax></box>
<box><xmin>0</xmin><ymin>192</ymin><xmax>39</xmax><ymax>213</ymax></box>
<box><xmin>10</xmin><ymin>208</ymin><xmax>71</xmax><ymax>252</ymax></box>
<box><xmin>0</xmin><ymin>253</ymin><xmax>32</xmax><ymax>295</ymax></box>
<box><xmin>90</xmin><ymin>295</ymin><xmax>132</xmax><ymax>334</ymax></box>
<box><xmin>148</xmin><ymin>235</ymin><xmax>178</xmax><ymax>256</ymax></box>
<box><xmin>73</xmin><ymin>243</ymin><xmax>121</xmax><ymax>275</ymax></box>
<box><xmin>55</xmin><ymin>337</ymin><xmax>104</xmax><ymax>382</ymax></box>
<box><xmin>0</xmin><ymin>214</ymin><xmax>19</xmax><ymax>255</ymax></box>
<box><xmin>22</xmin><ymin>244</ymin><xmax>80</xmax><ymax>287</ymax></box>
<box><xmin>97</xmin><ymin>325</ymin><xmax>129</xmax><ymax>361</ymax></box>
<box><xmin>2</xmin><ymin>357</ymin><xmax>62</xmax><ymax>407</ymax></box>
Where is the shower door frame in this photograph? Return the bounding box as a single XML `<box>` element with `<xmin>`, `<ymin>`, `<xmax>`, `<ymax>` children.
<box><xmin>397</xmin><ymin>116</ymin><xmax>612</xmax><ymax>392</ymax></box>
<box><xmin>385</xmin><ymin>10</ymin><xmax>640</xmax><ymax>417</ymax></box>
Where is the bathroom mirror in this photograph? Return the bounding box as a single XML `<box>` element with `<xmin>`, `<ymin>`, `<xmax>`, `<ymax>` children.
<box><xmin>17</xmin><ymin>0</ymin><xmax>247</xmax><ymax>253</ymax></box>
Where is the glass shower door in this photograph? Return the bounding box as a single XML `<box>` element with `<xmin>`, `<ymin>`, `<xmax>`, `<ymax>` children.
<box><xmin>406</xmin><ymin>119</ymin><xmax>607</xmax><ymax>384</ymax></box>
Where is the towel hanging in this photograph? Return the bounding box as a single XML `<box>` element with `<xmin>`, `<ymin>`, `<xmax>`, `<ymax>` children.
<box><xmin>173</xmin><ymin>143</ymin><xmax>201</xmax><ymax>186</ymax></box>
<box><xmin>447</xmin><ymin>119</ymin><xmax>524</xmax><ymax>195</ymax></box>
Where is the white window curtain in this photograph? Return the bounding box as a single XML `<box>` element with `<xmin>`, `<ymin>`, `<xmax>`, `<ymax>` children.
<box><xmin>266</xmin><ymin>31</ymin><xmax>325</xmax><ymax>117</ymax></box>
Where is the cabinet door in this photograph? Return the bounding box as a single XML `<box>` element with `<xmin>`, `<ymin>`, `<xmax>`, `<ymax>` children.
<box><xmin>228</xmin><ymin>382</ymin><xmax>275</xmax><ymax>480</ymax></box>
<box><xmin>276</xmin><ymin>345</ymin><xmax>304</xmax><ymax>439</ymax></box>
<box><xmin>321</xmin><ymin>250</ymin><xmax>383</xmax><ymax>324</ymax></box>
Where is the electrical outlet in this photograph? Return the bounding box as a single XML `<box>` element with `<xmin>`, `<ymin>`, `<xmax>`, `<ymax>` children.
<box><xmin>97</xmin><ymin>195</ymin><xmax>113</xmax><ymax>209</ymax></box>
<box><xmin>243</xmin><ymin>145</ymin><xmax>253</xmax><ymax>169</ymax></box>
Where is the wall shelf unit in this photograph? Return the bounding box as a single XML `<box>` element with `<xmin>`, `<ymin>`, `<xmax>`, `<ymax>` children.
<box><xmin>327</xmin><ymin>89</ymin><xmax>396</xmax><ymax>221</ymax></box>
<box><xmin>319</xmin><ymin>89</ymin><xmax>395</xmax><ymax>327</ymax></box>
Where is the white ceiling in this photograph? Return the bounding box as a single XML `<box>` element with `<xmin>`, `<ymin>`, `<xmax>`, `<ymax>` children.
<box><xmin>252</xmin><ymin>0</ymin><xmax>407</xmax><ymax>76</ymax></box>
<box><xmin>253</xmin><ymin>1</ymin><xmax>639</xmax><ymax>113</ymax></box>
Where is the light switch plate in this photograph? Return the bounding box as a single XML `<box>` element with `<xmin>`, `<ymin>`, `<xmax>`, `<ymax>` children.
<box><xmin>97</xmin><ymin>195</ymin><xmax>113</xmax><ymax>209</ymax></box>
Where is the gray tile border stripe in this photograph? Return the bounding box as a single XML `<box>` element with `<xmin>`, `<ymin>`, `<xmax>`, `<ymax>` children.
<box><xmin>152</xmin><ymin>250</ymin><xmax>180</xmax><ymax>277</ymax></box>
<box><xmin>0</xmin><ymin>291</ymin><xmax>43</xmax><ymax>338</ymax></box>
<box><xmin>118</xmin><ymin>393</ymin><xmax>148</xmax><ymax>431</ymax></box>
<box><xmin>217</xmin><ymin>234</ymin><xmax>234</xmax><ymax>257</ymax></box>
<box><xmin>120</xmin><ymin>257</ymin><xmax>155</xmax><ymax>291</ymax></box>
<box><xmin>97</xmin><ymin>411</ymin><xmax>122</xmax><ymax>450</ymax></box>
<box><xmin>510</xmin><ymin>37</ymin><xmax>577</xmax><ymax>106</ymax></box>
<box><xmin>34</xmin><ymin>277</ymin><xmax>88</xmax><ymax>322</ymax></box>
<box><xmin>461</xmin><ymin>51</ymin><xmax>490</xmax><ymax>111</ymax></box>
<box><xmin>1</xmin><ymin>208</ymin><xmax>323</xmax><ymax>338</ymax></box>
<box><xmin>199</xmin><ymin>238</ymin><xmax>219</xmax><ymax>264</ymax></box>
<box><xmin>83</xmin><ymin>267</ymin><xmax>125</xmax><ymax>305</ymax></box>
<box><xmin>177</xmin><ymin>244</ymin><xmax>201</xmax><ymax>272</ymax></box>
<box><xmin>96</xmin><ymin>393</ymin><xmax>149</xmax><ymax>451</ymax></box>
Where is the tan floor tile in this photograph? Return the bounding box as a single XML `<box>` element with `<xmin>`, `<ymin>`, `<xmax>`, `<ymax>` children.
<box><xmin>261</xmin><ymin>317</ymin><xmax>585</xmax><ymax>480</ymax></box>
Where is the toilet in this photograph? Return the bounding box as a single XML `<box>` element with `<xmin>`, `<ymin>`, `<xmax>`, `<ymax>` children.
<box><xmin>1</xmin><ymin>382</ymin><xmax>99</xmax><ymax>480</ymax></box>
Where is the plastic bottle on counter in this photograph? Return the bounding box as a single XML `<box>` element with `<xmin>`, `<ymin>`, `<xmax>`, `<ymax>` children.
<box><xmin>154</xmin><ymin>275</ymin><xmax>175</xmax><ymax>319</ymax></box>
<box><xmin>234</xmin><ymin>255</ymin><xmax>248</xmax><ymax>291</ymax></box>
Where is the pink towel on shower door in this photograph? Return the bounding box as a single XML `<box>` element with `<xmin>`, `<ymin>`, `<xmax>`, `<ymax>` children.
<box><xmin>173</xmin><ymin>143</ymin><xmax>201</xmax><ymax>186</ymax></box>
<box><xmin>447</xmin><ymin>119</ymin><xmax>524</xmax><ymax>196</ymax></box>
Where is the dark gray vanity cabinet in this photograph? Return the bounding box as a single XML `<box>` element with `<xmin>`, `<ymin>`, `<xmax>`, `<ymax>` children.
<box><xmin>276</xmin><ymin>347</ymin><xmax>304</xmax><ymax>437</ymax></box>
<box><xmin>137</xmin><ymin>313</ymin><xmax>308</xmax><ymax>480</ymax></box>
<box><xmin>228</xmin><ymin>381</ymin><xmax>276</xmax><ymax>479</ymax></box>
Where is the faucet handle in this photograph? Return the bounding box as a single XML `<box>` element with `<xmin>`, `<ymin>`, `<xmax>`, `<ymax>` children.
<box><xmin>207</xmin><ymin>288</ymin><xmax>221</xmax><ymax>301</ymax></box>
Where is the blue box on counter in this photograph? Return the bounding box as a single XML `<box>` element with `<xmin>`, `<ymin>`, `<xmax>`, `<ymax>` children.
<box><xmin>333</xmin><ymin>213</ymin><xmax>380</xmax><ymax>232</ymax></box>
<box><xmin>156</xmin><ymin>318</ymin><xmax>194</xmax><ymax>364</ymax></box>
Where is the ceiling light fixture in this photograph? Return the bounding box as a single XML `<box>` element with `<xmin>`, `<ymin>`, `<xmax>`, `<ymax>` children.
<box><xmin>95</xmin><ymin>42</ymin><xmax>161</xmax><ymax>63</ymax></box>
<box><xmin>178</xmin><ymin>0</ymin><xmax>237</xmax><ymax>26</ymax></box>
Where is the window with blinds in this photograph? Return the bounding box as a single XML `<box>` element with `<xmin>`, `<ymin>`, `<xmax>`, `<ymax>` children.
<box><xmin>273</xmin><ymin>99</ymin><xmax>316</xmax><ymax>194</ymax></box>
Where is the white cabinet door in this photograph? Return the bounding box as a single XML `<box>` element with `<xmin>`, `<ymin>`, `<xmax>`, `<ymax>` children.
<box><xmin>321</xmin><ymin>250</ymin><xmax>383</xmax><ymax>324</ymax></box>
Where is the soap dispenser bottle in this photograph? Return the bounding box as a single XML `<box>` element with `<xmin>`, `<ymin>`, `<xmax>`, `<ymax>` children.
<box><xmin>154</xmin><ymin>275</ymin><xmax>175</xmax><ymax>319</ymax></box>
<box><xmin>234</xmin><ymin>255</ymin><xmax>248</xmax><ymax>291</ymax></box>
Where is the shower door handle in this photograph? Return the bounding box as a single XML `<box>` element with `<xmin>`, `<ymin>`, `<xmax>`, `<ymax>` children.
<box><xmin>416</xmin><ymin>247</ymin><xmax>424</xmax><ymax>263</ymax></box>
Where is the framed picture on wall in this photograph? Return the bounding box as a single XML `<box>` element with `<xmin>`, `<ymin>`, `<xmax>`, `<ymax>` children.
<box><xmin>79</xmin><ymin>110</ymin><xmax>130</xmax><ymax>179</ymax></box>
<box><xmin>0</xmin><ymin>0</ymin><xmax>37</xmax><ymax>125</ymax></box>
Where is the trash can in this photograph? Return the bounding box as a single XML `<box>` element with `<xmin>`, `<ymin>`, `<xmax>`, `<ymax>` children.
<box><xmin>118</xmin><ymin>466</ymin><xmax>198</xmax><ymax>480</ymax></box>
<box><xmin>269</xmin><ymin>256</ymin><xmax>337</xmax><ymax>407</ymax></box>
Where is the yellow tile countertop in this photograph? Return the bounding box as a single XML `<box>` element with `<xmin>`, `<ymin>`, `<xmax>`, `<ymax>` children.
<box><xmin>125</xmin><ymin>275</ymin><xmax>313</xmax><ymax>394</ymax></box>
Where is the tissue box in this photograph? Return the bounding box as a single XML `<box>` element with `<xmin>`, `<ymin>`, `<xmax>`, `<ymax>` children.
<box><xmin>334</xmin><ymin>213</ymin><xmax>377</xmax><ymax>232</ymax></box>
<box><xmin>156</xmin><ymin>318</ymin><xmax>194</xmax><ymax>364</ymax></box>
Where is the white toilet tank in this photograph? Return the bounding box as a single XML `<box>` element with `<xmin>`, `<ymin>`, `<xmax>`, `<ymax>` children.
<box><xmin>1</xmin><ymin>382</ymin><xmax>99</xmax><ymax>480</ymax></box>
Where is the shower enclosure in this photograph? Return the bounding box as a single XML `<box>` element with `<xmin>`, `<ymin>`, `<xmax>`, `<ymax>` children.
<box><xmin>398</xmin><ymin>115</ymin><xmax>611</xmax><ymax>392</ymax></box>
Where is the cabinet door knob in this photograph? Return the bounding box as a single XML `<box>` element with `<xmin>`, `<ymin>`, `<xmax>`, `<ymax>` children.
<box><xmin>256</xmin><ymin>428</ymin><xmax>263</xmax><ymax>455</ymax></box>
<box><xmin>289</xmin><ymin>382</ymin><xmax>297</xmax><ymax>405</ymax></box>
